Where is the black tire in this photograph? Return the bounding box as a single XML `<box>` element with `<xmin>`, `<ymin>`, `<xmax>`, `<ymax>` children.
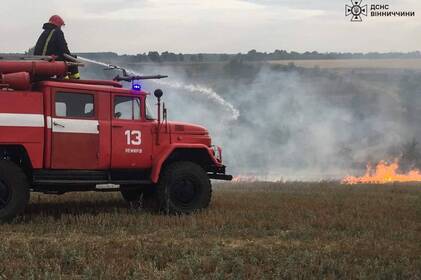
<box><xmin>155</xmin><ymin>161</ymin><xmax>212</xmax><ymax>214</ymax></box>
<box><xmin>0</xmin><ymin>160</ymin><xmax>30</xmax><ymax>222</ymax></box>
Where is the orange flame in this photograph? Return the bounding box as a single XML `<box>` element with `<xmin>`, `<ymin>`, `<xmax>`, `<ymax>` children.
<box><xmin>342</xmin><ymin>160</ymin><xmax>421</xmax><ymax>184</ymax></box>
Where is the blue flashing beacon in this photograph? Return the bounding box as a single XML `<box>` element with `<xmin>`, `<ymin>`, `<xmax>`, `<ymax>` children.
<box><xmin>132</xmin><ymin>80</ymin><xmax>141</xmax><ymax>91</ymax></box>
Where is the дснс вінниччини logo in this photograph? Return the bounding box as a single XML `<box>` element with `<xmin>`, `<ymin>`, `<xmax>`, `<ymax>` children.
<box><xmin>345</xmin><ymin>1</ymin><xmax>415</xmax><ymax>22</ymax></box>
<box><xmin>345</xmin><ymin>0</ymin><xmax>368</xmax><ymax>21</ymax></box>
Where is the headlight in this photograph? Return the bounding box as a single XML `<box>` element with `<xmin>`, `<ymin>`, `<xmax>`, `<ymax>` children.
<box><xmin>211</xmin><ymin>145</ymin><xmax>222</xmax><ymax>162</ymax></box>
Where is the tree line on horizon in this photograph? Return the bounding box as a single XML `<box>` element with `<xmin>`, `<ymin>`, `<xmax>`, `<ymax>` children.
<box><xmin>75</xmin><ymin>50</ymin><xmax>421</xmax><ymax>63</ymax></box>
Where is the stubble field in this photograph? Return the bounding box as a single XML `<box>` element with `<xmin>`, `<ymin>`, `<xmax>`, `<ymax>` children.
<box><xmin>268</xmin><ymin>59</ymin><xmax>421</xmax><ymax>69</ymax></box>
<box><xmin>0</xmin><ymin>182</ymin><xmax>420</xmax><ymax>279</ymax></box>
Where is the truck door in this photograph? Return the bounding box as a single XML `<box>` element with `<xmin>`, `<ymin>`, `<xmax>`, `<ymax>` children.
<box><xmin>111</xmin><ymin>95</ymin><xmax>152</xmax><ymax>168</ymax></box>
<box><xmin>51</xmin><ymin>91</ymin><xmax>100</xmax><ymax>169</ymax></box>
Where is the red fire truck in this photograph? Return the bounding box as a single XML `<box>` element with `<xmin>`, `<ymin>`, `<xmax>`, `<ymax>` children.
<box><xmin>0</xmin><ymin>56</ymin><xmax>232</xmax><ymax>221</ymax></box>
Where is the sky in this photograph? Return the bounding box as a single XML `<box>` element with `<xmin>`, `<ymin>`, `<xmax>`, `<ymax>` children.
<box><xmin>0</xmin><ymin>0</ymin><xmax>420</xmax><ymax>54</ymax></box>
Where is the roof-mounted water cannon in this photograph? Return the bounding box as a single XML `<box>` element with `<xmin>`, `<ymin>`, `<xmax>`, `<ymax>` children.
<box><xmin>104</xmin><ymin>64</ymin><xmax>168</xmax><ymax>82</ymax></box>
<box><xmin>114</xmin><ymin>74</ymin><xmax>169</xmax><ymax>82</ymax></box>
<box><xmin>103</xmin><ymin>64</ymin><xmax>168</xmax><ymax>92</ymax></box>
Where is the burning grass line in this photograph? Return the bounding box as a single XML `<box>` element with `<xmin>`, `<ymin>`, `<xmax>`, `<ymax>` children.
<box><xmin>343</xmin><ymin>160</ymin><xmax>421</xmax><ymax>184</ymax></box>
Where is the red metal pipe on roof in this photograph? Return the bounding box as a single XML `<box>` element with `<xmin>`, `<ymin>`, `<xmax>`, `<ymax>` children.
<box><xmin>0</xmin><ymin>61</ymin><xmax>67</xmax><ymax>78</ymax></box>
<box><xmin>0</xmin><ymin>72</ymin><xmax>31</xmax><ymax>90</ymax></box>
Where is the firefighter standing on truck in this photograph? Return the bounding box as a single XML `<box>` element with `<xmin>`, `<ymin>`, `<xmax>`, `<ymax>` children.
<box><xmin>34</xmin><ymin>15</ymin><xmax>80</xmax><ymax>79</ymax></box>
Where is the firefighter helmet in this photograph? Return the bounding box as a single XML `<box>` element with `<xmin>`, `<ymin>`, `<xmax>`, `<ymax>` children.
<box><xmin>49</xmin><ymin>15</ymin><xmax>65</xmax><ymax>27</ymax></box>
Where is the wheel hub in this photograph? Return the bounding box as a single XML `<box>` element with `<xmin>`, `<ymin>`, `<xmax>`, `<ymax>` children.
<box><xmin>170</xmin><ymin>179</ymin><xmax>197</xmax><ymax>205</ymax></box>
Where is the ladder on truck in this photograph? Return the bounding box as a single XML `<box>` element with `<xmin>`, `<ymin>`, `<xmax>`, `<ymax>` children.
<box><xmin>0</xmin><ymin>55</ymin><xmax>53</xmax><ymax>61</ymax></box>
<box><xmin>0</xmin><ymin>54</ymin><xmax>84</xmax><ymax>67</ymax></box>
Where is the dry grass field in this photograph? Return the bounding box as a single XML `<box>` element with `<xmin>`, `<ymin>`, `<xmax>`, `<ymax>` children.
<box><xmin>0</xmin><ymin>182</ymin><xmax>420</xmax><ymax>279</ymax></box>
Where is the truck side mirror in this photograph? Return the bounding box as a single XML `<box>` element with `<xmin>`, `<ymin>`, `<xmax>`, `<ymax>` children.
<box><xmin>154</xmin><ymin>89</ymin><xmax>164</xmax><ymax>145</ymax></box>
<box><xmin>154</xmin><ymin>89</ymin><xmax>163</xmax><ymax>99</ymax></box>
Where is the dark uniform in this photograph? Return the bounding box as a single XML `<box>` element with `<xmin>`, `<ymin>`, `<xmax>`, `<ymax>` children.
<box><xmin>34</xmin><ymin>22</ymin><xmax>80</xmax><ymax>79</ymax></box>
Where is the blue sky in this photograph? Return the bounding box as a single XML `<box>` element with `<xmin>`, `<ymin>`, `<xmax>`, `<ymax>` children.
<box><xmin>0</xmin><ymin>0</ymin><xmax>420</xmax><ymax>54</ymax></box>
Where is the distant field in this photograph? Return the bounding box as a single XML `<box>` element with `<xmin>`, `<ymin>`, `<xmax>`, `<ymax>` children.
<box><xmin>0</xmin><ymin>182</ymin><xmax>420</xmax><ymax>279</ymax></box>
<box><xmin>268</xmin><ymin>59</ymin><xmax>421</xmax><ymax>69</ymax></box>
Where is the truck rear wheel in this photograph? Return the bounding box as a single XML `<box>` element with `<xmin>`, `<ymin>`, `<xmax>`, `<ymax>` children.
<box><xmin>0</xmin><ymin>161</ymin><xmax>30</xmax><ymax>222</ymax></box>
<box><xmin>155</xmin><ymin>161</ymin><xmax>212</xmax><ymax>214</ymax></box>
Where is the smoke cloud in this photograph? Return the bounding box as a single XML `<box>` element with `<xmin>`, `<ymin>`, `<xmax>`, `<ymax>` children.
<box><xmin>80</xmin><ymin>59</ymin><xmax>421</xmax><ymax>181</ymax></box>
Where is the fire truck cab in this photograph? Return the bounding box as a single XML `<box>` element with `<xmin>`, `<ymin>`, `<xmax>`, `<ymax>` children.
<box><xmin>0</xmin><ymin>57</ymin><xmax>231</xmax><ymax>221</ymax></box>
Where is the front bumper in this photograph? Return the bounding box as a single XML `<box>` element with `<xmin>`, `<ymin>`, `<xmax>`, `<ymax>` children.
<box><xmin>207</xmin><ymin>165</ymin><xmax>233</xmax><ymax>181</ymax></box>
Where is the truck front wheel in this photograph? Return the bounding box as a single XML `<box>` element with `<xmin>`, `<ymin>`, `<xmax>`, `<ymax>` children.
<box><xmin>156</xmin><ymin>161</ymin><xmax>212</xmax><ymax>214</ymax></box>
<box><xmin>0</xmin><ymin>161</ymin><xmax>30</xmax><ymax>222</ymax></box>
